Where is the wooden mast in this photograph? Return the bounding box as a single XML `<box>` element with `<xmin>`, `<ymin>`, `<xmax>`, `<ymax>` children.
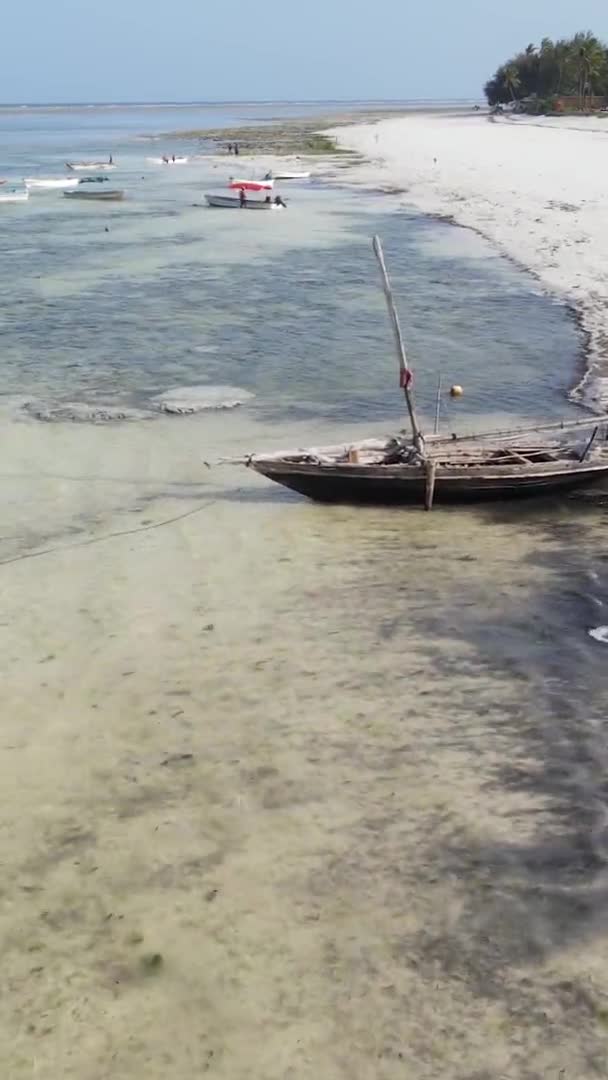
<box><xmin>372</xmin><ymin>236</ymin><xmax>424</xmax><ymax>454</ymax></box>
<box><xmin>434</xmin><ymin>372</ymin><xmax>443</xmax><ymax>435</ymax></box>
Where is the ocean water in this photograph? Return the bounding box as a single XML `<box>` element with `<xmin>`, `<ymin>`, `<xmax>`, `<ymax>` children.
<box><xmin>0</xmin><ymin>190</ymin><xmax>584</xmax><ymax>427</ymax></box>
<box><xmin>2</xmin><ymin>105</ymin><xmax>608</xmax><ymax>1080</ymax></box>
<box><xmin>0</xmin><ymin>109</ymin><xmax>583</xmax><ymax>430</ymax></box>
<box><xmin>0</xmin><ymin>99</ymin><xmax>479</xmax><ymax>179</ymax></box>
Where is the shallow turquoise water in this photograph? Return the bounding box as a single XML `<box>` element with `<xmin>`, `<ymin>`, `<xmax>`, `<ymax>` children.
<box><xmin>0</xmin><ymin>120</ymin><xmax>583</xmax><ymax>434</ymax></box>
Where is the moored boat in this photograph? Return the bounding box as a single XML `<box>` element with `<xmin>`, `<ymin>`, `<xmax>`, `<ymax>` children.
<box><xmin>265</xmin><ymin>170</ymin><xmax>310</xmax><ymax>181</ymax></box>
<box><xmin>66</xmin><ymin>158</ymin><xmax>116</xmax><ymax>171</ymax></box>
<box><xmin>24</xmin><ymin>177</ymin><xmax>79</xmax><ymax>189</ymax></box>
<box><xmin>223</xmin><ymin>236</ymin><xmax>608</xmax><ymax>509</ymax></box>
<box><xmin>242</xmin><ymin>433</ymin><xmax>608</xmax><ymax>505</ymax></box>
<box><xmin>205</xmin><ymin>193</ymin><xmax>285</xmax><ymax>210</ymax></box>
<box><xmin>229</xmin><ymin>178</ymin><xmax>274</xmax><ymax>191</ymax></box>
<box><xmin>0</xmin><ymin>188</ymin><xmax>29</xmax><ymax>203</ymax></box>
<box><xmin>63</xmin><ymin>188</ymin><xmax>124</xmax><ymax>201</ymax></box>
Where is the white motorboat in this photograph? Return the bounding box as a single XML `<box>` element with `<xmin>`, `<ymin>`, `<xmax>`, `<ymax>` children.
<box><xmin>0</xmin><ymin>188</ymin><xmax>29</xmax><ymax>203</ymax></box>
<box><xmin>266</xmin><ymin>171</ymin><xmax>311</xmax><ymax>181</ymax></box>
<box><xmin>64</xmin><ymin>188</ymin><xmax>125</xmax><ymax>201</ymax></box>
<box><xmin>24</xmin><ymin>177</ymin><xmax>79</xmax><ymax>189</ymax></box>
<box><xmin>66</xmin><ymin>160</ymin><xmax>116</xmax><ymax>171</ymax></box>
<box><xmin>205</xmin><ymin>193</ymin><xmax>285</xmax><ymax>210</ymax></box>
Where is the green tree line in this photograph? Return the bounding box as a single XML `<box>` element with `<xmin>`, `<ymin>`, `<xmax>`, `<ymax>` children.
<box><xmin>484</xmin><ymin>32</ymin><xmax>608</xmax><ymax>109</ymax></box>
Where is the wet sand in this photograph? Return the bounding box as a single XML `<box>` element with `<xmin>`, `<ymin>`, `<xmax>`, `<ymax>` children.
<box><xmin>2</xmin><ymin>408</ymin><xmax>608</xmax><ymax>1078</ymax></box>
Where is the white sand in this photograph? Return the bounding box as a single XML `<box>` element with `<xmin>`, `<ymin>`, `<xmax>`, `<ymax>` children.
<box><xmin>330</xmin><ymin>112</ymin><xmax>608</xmax><ymax>408</ymax></box>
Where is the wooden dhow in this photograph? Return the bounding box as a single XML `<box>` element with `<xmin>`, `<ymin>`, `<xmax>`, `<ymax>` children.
<box><xmin>66</xmin><ymin>159</ymin><xmax>116</xmax><ymax>171</ymax></box>
<box><xmin>221</xmin><ymin>237</ymin><xmax>608</xmax><ymax>509</ymax></box>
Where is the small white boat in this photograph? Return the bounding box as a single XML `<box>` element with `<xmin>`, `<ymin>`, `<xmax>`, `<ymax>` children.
<box><xmin>146</xmin><ymin>156</ymin><xmax>189</xmax><ymax>165</ymax></box>
<box><xmin>267</xmin><ymin>171</ymin><xmax>310</xmax><ymax>181</ymax></box>
<box><xmin>64</xmin><ymin>188</ymin><xmax>124</xmax><ymax>201</ymax></box>
<box><xmin>205</xmin><ymin>193</ymin><xmax>285</xmax><ymax>210</ymax></box>
<box><xmin>229</xmin><ymin>177</ymin><xmax>273</xmax><ymax>191</ymax></box>
<box><xmin>0</xmin><ymin>188</ymin><xmax>29</xmax><ymax>203</ymax></box>
<box><xmin>24</xmin><ymin>177</ymin><xmax>79</xmax><ymax>189</ymax></box>
<box><xmin>66</xmin><ymin>160</ymin><xmax>116</xmax><ymax>171</ymax></box>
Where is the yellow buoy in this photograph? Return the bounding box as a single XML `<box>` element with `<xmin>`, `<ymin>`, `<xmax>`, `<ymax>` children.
<box><xmin>450</xmin><ymin>384</ymin><xmax>464</xmax><ymax>398</ymax></box>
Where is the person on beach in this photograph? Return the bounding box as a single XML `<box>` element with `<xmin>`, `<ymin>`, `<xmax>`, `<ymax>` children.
<box><xmin>109</xmin><ymin>155</ymin><xmax>113</xmax><ymax>164</ymax></box>
<box><xmin>234</xmin><ymin>142</ymin><xmax>239</xmax><ymax>156</ymax></box>
<box><xmin>227</xmin><ymin>143</ymin><xmax>233</xmax><ymax>154</ymax></box>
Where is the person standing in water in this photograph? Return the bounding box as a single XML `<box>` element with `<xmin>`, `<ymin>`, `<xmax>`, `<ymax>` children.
<box><xmin>234</xmin><ymin>142</ymin><xmax>240</xmax><ymax>156</ymax></box>
<box><xmin>239</xmin><ymin>188</ymin><xmax>246</xmax><ymax>207</ymax></box>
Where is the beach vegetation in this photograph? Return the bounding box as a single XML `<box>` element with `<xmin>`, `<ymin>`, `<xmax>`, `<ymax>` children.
<box><xmin>485</xmin><ymin>31</ymin><xmax>608</xmax><ymax>111</ymax></box>
<box><xmin>503</xmin><ymin>65</ymin><xmax>521</xmax><ymax>102</ymax></box>
<box><xmin>165</xmin><ymin>123</ymin><xmax>351</xmax><ymax>156</ymax></box>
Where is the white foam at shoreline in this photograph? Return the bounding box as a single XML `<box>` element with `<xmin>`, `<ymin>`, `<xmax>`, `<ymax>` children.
<box><xmin>329</xmin><ymin>113</ymin><xmax>608</xmax><ymax>411</ymax></box>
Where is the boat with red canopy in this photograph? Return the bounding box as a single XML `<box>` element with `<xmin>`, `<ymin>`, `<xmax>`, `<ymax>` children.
<box><xmin>229</xmin><ymin>178</ymin><xmax>273</xmax><ymax>192</ymax></box>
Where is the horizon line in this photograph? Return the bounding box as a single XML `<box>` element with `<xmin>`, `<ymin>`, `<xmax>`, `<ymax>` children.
<box><xmin>0</xmin><ymin>97</ymin><xmax>483</xmax><ymax>108</ymax></box>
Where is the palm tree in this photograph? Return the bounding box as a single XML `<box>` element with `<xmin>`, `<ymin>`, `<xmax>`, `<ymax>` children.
<box><xmin>574</xmin><ymin>31</ymin><xmax>605</xmax><ymax>107</ymax></box>
<box><xmin>553</xmin><ymin>39</ymin><xmax>569</xmax><ymax>95</ymax></box>
<box><xmin>504</xmin><ymin>64</ymin><xmax>521</xmax><ymax>102</ymax></box>
<box><xmin>538</xmin><ymin>37</ymin><xmax>557</xmax><ymax>97</ymax></box>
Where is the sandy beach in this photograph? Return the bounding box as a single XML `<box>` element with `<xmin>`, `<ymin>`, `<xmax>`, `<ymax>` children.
<box><xmin>330</xmin><ymin>112</ymin><xmax>608</xmax><ymax>409</ymax></box>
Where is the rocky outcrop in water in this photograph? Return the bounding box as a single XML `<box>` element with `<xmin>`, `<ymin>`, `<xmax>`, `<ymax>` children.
<box><xmin>21</xmin><ymin>401</ymin><xmax>153</xmax><ymax>424</ymax></box>
<box><xmin>17</xmin><ymin>385</ymin><xmax>254</xmax><ymax>423</ymax></box>
<box><xmin>151</xmin><ymin>385</ymin><xmax>254</xmax><ymax>415</ymax></box>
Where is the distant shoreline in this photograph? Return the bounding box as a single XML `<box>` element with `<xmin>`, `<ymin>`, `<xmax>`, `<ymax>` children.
<box><xmin>329</xmin><ymin>111</ymin><xmax>608</xmax><ymax>412</ymax></box>
<box><xmin>0</xmin><ymin>98</ymin><xmax>484</xmax><ymax>112</ymax></box>
<box><xmin>162</xmin><ymin>105</ymin><xmax>482</xmax><ymax>155</ymax></box>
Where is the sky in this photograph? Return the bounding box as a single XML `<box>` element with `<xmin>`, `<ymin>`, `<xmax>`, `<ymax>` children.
<box><xmin>2</xmin><ymin>0</ymin><xmax>608</xmax><ymax>103</ymax></box>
